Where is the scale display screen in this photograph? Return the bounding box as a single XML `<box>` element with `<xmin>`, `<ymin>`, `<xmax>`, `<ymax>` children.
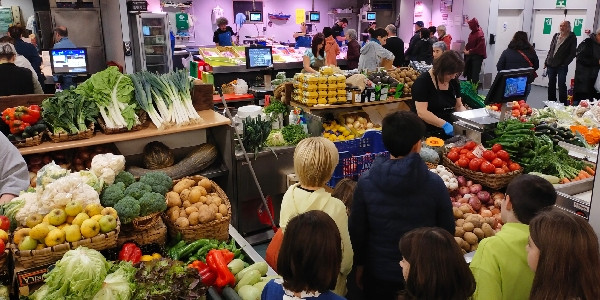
<box><xmin>249</xmin><ymin>11</ymin><xmax>263</xmax><ymax>22</ymax></box>
<box><xmin>503</xmin><ymin>76</ymin><xmax>528</xmax><ymax>98</ymax></box>
<box><xmin>50</xmin><ymin>48</ymin><xmax>88</xmax><ymax>74</ymax></box>
<box><xmin>245</xmin><ymin>46</ymin><xmax>273</xmax><ymax>69</ymax></box>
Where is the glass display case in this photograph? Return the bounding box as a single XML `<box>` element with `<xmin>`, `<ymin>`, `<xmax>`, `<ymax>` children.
<box><xmin>129</xmin><ymin>12</ymin><xmax>173</xmax><ymax>73</ymax></box>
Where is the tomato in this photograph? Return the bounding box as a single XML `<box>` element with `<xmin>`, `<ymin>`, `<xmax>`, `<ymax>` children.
<box><xmin>459</xmin><ymin>154</ymin><xmax>468</xmax><ymax>160</ymax></box>
<box><xmin>494</xmin><ymin>168</ymin><xmax>506</xmax><ymax>174</ymax></box>
<box><xmin>496</xmin><ymin>150</ymin><xmax>510</xmax><ymax>162</ymax></box>
<box><xmin>491</xmin><ymin>144</ymin><xmax>503</xmax><ymax>152</ymax></box>
<box><xmin>509</xmin><ymin>162</ymin><xmax>521</xmax><ymax>171</ymax></box>
<box><xmin>491</xmin><ymin>158</ymin><xmax>504</xmax><ymax>168</ymax></box>
<box><xmin>447</xmin><ymin>151</ymin><xmax>460</xmax><ymax>162</ymax></box>
<box><xmin>451</xmin><ymin>147</ymin><xmax>462</xmax><ymax>153</ymax></box>
<box><xmin>466</xmin><ymin>151</ymin><xmax>477</xmax><ymax>160</ymax></box>
<box><xmin>501</xmin><ymin>165</ymin><xmax>510</xmax><ymax>173</ymax></box>
<box><xmin>460</xmin><ymin>149</ymin><xmax>469</xmax><ymax>154</ymax></box>
<box><xmin>464</xmin><ymin>141</ymin><xmax>477</xmax><ymax>150</ymax></box>
<box><xmin>482</xmin><ymin>150</ymin><xmax>496</xmax><ymax>161</ymax></box>
<box><xmin>480</xmin><ymin>161</ymin><xmax>495</xmax><ymax>173</ymax></box>
<box><xmin>469</xmin><ymin>158</ymin><xmax>483</xmax><ymax>171</ymax></box>
<box><xmin>457</xmin><ymin>158</ymin><xmax>469</xmax><ymax>168</ymax></box>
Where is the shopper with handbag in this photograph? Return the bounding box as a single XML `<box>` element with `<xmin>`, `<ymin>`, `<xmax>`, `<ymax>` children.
<box><xmin>496</xmin><ymin>31</ymin><xmax>539</xmax><ymax>99</ymax></box>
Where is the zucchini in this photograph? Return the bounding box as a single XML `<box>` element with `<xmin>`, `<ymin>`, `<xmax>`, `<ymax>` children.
<box><xmin>128</xmin><ymin>143</ymin><xmax>217</xmax><ymax>179</ymax></box>
<box><xmin>237</xmin><ymin>285</ymin><xmax>261</xmax><ymax>300</ymax></box>
<box><xmin>235</xmin><ymin>262</ymin><xmax>269</xmax><ymax>282</ymax></box>
<box><xmin>207</xmin><ymin>286</ymin><xmax>224</xmax><ymax>300</ymax></box>
<box><xmin>222</xmin><ymin>286</ymin><xmax>242</xmax><ymax>300</ymax></box>
<box><xmin>235</xmin><ymin>270</ymin><xmax>261</xmax><ymax>292</ymax></box>
<box><xmin>23</xmin><ymin>126</ymin><xmax>35</xmax><ymax>136</ymax></box>
<box><xmin>21</xmin><ymin>132</ymin><xmax>30</xmax><ymax>139</ymax></box>
<box><xmin>228</xmin><ymin>259</ymin><xmax>245</xmax><ymax>275</ymax></box>
<box><xmin>529</xmin><ymin>172</ymin><xmax>560</xmax><ymax>184</ymax></box>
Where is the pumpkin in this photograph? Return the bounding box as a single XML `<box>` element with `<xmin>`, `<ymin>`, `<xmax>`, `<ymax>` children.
<box><xmin>130</xmin><ymin>143</ymin><xmax>218</xmax><ymax>179</ymax></box>
<box><xmin>143</xmin><ymin>141</ymin><xmax>175</xmax><ymax>170</ymax></box>
<box><xmin>425</xmin><ymin>137</ymin><xmax>444</xmax><ymax>147</ymax></box>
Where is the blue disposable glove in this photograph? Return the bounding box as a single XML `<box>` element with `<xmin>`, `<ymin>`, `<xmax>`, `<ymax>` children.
<box><xmin>442</xmin><ymin>122</ymin><xmax>454</xmax><ymax>136</ymax></box>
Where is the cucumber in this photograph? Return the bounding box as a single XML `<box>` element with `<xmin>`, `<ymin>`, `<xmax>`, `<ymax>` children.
<box><xmin>222</xmin><ymin>286</ymin><xmax>242</xmax><ymax>300</ymax></box>
<box><xmin>207</xmin><ymin>286</ymin><xmax>224</xmax><ymax>300</ymax></box>
<box><xmin>235</xmin><ymin>270</ymin><xmax>261</xmax><ymax>292</ymax></box>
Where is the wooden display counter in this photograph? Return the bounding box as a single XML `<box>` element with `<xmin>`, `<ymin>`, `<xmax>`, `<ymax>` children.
<box><xmin>290</xmin><ymin>97</ymin><xmax>412</xmax><ymax>113</ymax></box>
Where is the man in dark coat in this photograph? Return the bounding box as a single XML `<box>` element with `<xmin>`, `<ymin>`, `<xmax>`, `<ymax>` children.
<box><xmin>404</xmin><ymin>21</ymin><xmax>424</xmax><ymax>62</ymax></box>
<box><xmin>383</xmin><ymin>24</ymin><xmax>405</xmax><ymax>67</ymax></box>
<box><xmin>545</xmin><ymin>20</ymin><xmax>577</xmax><ymax>105</ymax></box>
<box><xmin>349</xmin><ymin>111</ymin><xmax>454</xmax><ymax>300</ymax></box>
<box><xmin>7</xmin><ymin>25</ymin><xmax>43</xmax><ymax>86</ymax></box>
<box><xmin>464</xmin><ymin>18</ymin><xmax>486</xmax><ymax>85</ymax></box>
<box><xmin>574</xmin><ymin>29</ymin><xmax>600</xmax><ymax>103</ymax></box>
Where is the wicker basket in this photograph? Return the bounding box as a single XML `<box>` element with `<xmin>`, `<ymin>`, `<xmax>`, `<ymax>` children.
<box><xmin>164</xmin><ymin>175</ymin><xmax>231</xmax><ymax>242</ymax></box>
<box><xmin>131</xmin><ymin>212</ymin><xmax>161</xmax><ymax>231</ymax></box>
<box><xmin>221</xmin><ymin>84</ymin><xmax>235</xmax><ymax>95</ymax></box>
<box><xmin>443</xmin><ymin>156</ymin><xmax>522</xmax><ymax>190</ymax></box>
<box><xmin>48</xmin><ymin>122</ymin><xmax>94</xmax><ymax>143</ymax></box>
<box><xmin>11</xmin><ymin>131</ymin><xmax>44</xmax><ymax>148</ymax></box>
<box><xmin>0</xmin><ymin>249</ymin><xmax>9</xmax><ymax>269</ymax></box>
<box><xmin>118</xmin><ymin>218</ymin><xmax>167</xmax><ymax>247</ymax></box>
<box><xmin>98</xmin><ymin>111</ymin><xmax>149</xmax><ymax>134</ymax></box>
<box><xmin>10</xmin><ymin>220</ymin><xmax>120</xmax><ymax>268</ymax></box>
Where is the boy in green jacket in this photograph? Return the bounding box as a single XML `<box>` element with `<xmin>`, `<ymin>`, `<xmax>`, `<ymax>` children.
<box><xmin>470</xmin><ymin>174</ymin><xmax>557</xmax><ymax>300</ymax></box>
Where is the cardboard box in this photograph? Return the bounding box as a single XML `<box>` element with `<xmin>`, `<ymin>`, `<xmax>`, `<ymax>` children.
<box><xmin>13</xmin><ymin>258</ymin><xmax>53</xmax><ymax>298</ymax></box>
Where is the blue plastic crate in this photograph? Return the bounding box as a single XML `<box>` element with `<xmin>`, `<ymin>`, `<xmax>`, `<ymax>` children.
<box><xmin>328</xmin><ymin>131</ymin><xmax>389</xmax><ymax>187</ymax></box>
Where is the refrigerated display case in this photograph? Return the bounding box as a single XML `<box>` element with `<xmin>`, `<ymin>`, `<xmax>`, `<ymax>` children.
<box><xmin>129</xmin><ymin>12</ymin><xmax>173</xmax><ymax>74</ymax></box>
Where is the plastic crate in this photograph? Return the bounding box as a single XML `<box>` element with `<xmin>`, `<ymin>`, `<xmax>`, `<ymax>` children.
<box><xmin>328</xmin><ymin>130</ymin><xmax>389</xmax><ymax>187</ymax></box>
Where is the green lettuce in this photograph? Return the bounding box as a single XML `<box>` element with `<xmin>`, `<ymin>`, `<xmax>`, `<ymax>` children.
<box><xmin>92</xmin><ymin>261</ymin><xmax>136</xmax><ymax>300</ymax></box>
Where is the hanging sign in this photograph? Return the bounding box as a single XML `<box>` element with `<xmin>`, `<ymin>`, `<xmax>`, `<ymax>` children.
<box><xmin>556</xmin><ymin>0</ymin><xmax>566</xmax><ymax>8</ymax></box>
<box><xmin>573</xmin><ymin>18</ymin><xmax>583</xmax><ymax>36</ymax></box>
<box><xmin>543</xmin><ymin>18</ymin><xmax>552</xmax><ymax>35</ymax></box>
<box><xmin>295</xmin><ymin>9</ymin><xmax>305</xmax><ymax>25</ymax></box>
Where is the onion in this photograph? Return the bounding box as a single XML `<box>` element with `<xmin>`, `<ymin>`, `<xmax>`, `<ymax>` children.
<box><xmin>458</xmin><ymin>186</ymin><xmax>470</xmax><ymax>196</ymax></box>
<box><xmin>457</xmin><ymin>176</ymin><xmax>466</xmax><ymax>187</ymax></box>
<box><xmin>29</xmin><ymin>156</ymin><xmax>43</xmax><ymax>165</ymax></box>
<box><xmin>481</xmin><ymin>209</ymin><xmax>493</xmax><ymax>217</ymax></box>
<box><xmin>466</xmin><ymin>180</ymin><xmax>473</xmax><ymax>187</ymax></box>
<box><xmin>73</xmin><ymin>157</ymin><xmax>83</xmax><ymax>165</ymax></box>
<box><xmin>452</xmin><ymin>202</ymin><xmax>462</xmax><ymax>207</ymax></box>
<box><xmin>458</xmin><ymin>197</ymin><xmax>468</xmax><ymax>204</ymax></box>
<box><xmin>494</xmin><ymin>198</ymin><xmax>502</xmax><ymax>209</ymax></box>
<box><xmin>469</xmin><ymin>184</ymin><xmax>482</xmax><ymax>194</ymax></box>
<box><xmin>477</xmin><ymin>191</ymin><xmax>491</xmax><ymax>203</ymax></box>
<box><xmin>42</xmin><ymin>155</ymin><xmax>52</xmax><ymax>165</ymax></box>
<box><xmin>79</xmin><ymin>151</ymin><xmax>90</xmax><ymax>160</ymax></box>
<box><xmin>468</xmin><ymin>197</ymin><xmax>482</xmax><ymax>211</ymax></box>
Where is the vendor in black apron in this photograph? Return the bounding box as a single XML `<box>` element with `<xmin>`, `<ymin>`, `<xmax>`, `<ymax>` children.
<box><xmin>213</xmin><ymin>17</ymin><xmax>234</xmax><ymax>46</ymax></box>
<box><xmin>411</xmin><ymin>51</ymin><xmax>466</xmax><ymax>139</ymax></box>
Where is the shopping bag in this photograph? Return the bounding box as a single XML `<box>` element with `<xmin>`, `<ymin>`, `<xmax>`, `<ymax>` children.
<box><xmin>595</xmin><ymin>69</ymin><xmax>600</xmax><ymax>93</ymax></box>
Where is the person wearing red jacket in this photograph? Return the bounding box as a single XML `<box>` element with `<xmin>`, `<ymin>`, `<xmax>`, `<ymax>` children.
<box><xmin>464</xmin><ymin>18</ymin><xmax>486</xmax><ymax>85</ymax></box>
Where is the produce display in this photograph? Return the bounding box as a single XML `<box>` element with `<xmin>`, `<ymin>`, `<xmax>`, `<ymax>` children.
<box><xmin>128</xmin><ymin>143</ymin><xmax>217</xmax><ymax>179</ymax></box>
<box><xmin>530</xmin><ymin>101</ymin><xmax>600</xmax><ymax>129</ymax></box>
<box><xmin>486</xmin><ymin>100</ymin><xmax>532</xmax><ymax>120</ymax></box>
<box><xmin>42</xmin><ymin>88</ymin><xmax>98</xmax><ymax>135</ymax></box>
<box><xmin>322</xmin><ymin>120</ymin><xmax>355</xmax><ymax>142</ymax></box>
<box><xmin>430</xmin><ymin>165</ymin><xmax>458</xmax><ymax>190</ymax></box>
<box><xmin>385</xmin><ymin>68</ymin><xmax>417</xmax><ymax>96</ymax></box>
<box><xmin>25</xmin><ymin>145</ymin><xmax>118</xmax><ymax>176</ymax></box>
<box><xmin>459</xmin><ymin>81</ymin><xmax>485</xmax><ymax>109</ymax></box>
<box><xmin>165</xmin><ymin>177</ymin><xmax>229</xmax><ymax>227</ymax></box>
<box><xmin>1</xmin><ymin>105</ymin><xmax>46</xmax><ymax>142</ymax></box>
<box><xmin>293</xmin><ymin>72</ymin><xmax>347</xmax><ymax>106</ymax></box>
<box><xmin>446</xmin><ymin>140</ymin><xmax>521</xmax><ymax>175</ymax></box>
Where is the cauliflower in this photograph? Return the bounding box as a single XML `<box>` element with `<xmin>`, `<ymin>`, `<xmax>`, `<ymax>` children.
<box><xmin>91</xmin><ymin>153</ymin><xmax>126</xmax><ymax>185</ymax></box>
<box><xmin>14</xmin><ymin>192</ymin><xmax>43</xmax><ymax>226</ymax></box>
<box><xmin>69</xmin><ymin>171</ymin><xmax>104</xmax><ymax>193</ymax></box>
<box><xmin>36</xmin><ymin>162</ymin><xmax>70</xmax><ymax>190</ymax></box>
<box><xmin>39</xmin><ymin>173</ymin><xmax>100</xmax><ymax>212</ymax></box>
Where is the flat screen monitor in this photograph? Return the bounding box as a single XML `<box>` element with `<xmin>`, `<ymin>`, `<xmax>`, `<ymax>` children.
<box><xmin>245</xmin><ymin>46</ymin><xmax>273</xmax><ymax>69</ymax></box>
<box><xmin>50</xmin><ymin>48</ymin><xmax>89</xmax><ymax>75</ymax></box>
<box><xmin>249</xmin><ymin>11</ymin><xmax>263</xmax><ymax>22</ymax></box>
<box><xmin>485</xmin><ymin>68</ymin><xmax>533</xmax><ymax>104</ymax></box>
<box><xmin>366</xmin><ymin>12</ymin><xmax>376</xmax><ymax>21</ymax></box>
<box><xmin>309</xmin><ymin>11</ymin><xmax>320</xmax><ymax>23</ymax></box>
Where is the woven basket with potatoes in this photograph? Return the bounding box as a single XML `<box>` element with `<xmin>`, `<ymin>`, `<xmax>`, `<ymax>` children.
<box><xmin>163</xmin><ymin>175</ymin><xmax>231</xmax><ymax>241</ymax></box>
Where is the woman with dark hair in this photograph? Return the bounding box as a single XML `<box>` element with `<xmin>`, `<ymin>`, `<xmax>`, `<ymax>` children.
<box><xmin>574</xmin><ymin>28</ymin><xmax>600</xmax><ymax>102</ymax></box>
<box><xmin>527</xmin><ymin>208</ymin><xmax>600</xmax><ymax>300</ymax></box>
<box><xmin>398</xmin><ymin>227</ymin><xmax>476</xmax><ymax>300</ymax></box>
<box><xmin>412</xmin><ymin>50</ymin><xmax>466</xmax><ymax>138</ymax></box>
<box><xmin>358</xmin><ymin>28</ymin><xmax>394</xmax><ymax>71</ymax></box>
<box><xmin>497</xmin><ymin>31</ymin><xmax>539</xmax><ymax>98</ymax></box>
<box><xmin>409</xmin><ymin>28</ymin><xmax>433</xmax><ymax>64</ymax></box>
<box><xmin>302</xmin><ymin>33</ymin><xmax>326</xmax><ymax>73</ymax></box>
<box><xmin>262</xmin><ymin>210</ymin><xmax>344</xmax><ymax>300</ymax></box>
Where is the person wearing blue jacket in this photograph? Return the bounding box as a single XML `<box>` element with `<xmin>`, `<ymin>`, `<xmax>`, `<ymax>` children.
<box><xmin>349</xmin><ymin>111</ymin><xmax>455</xmax><ymax>300</ymax></box>
<box><xmin>7</xmin><ymin>25</ymin><xmax>43</xmax><ymax>86</ymax></box>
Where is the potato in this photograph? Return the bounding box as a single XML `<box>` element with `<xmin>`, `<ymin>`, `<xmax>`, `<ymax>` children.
<box><xmin>481</xmin><ymin>223</ymin><xmax>495</xmax><ymax>238</ymax></box>
<box><xmin>218</xmin><ymin>204</ymin><xmax>228</xmax><ymax>215</ymax></box>
<box><xmin>455</xmin><ymin>227</ymin><xmax>465</xmax><ymax>238</ymax></box>
<box><xmin>198</xmin><ymin>207</ymin><xmax>215</xmax><ymax>223</ymax></box>
<box><xmin>205</xmin><ymin>196</ymin><xmax>213</xmax><ymax>205</ymax></box>
<box><xmin>208</xmin><ymin>204</ymin><xmax>218</xmax><ymax>214</ymax></box>
<box><xmin>200</xmin><ymin>196</ymin><xmax>208</xmax><ymax>204</ymax></box>
<box><xmin>166</xmin><ymin>192</ymin><xmax>181</xmax><ymax>208</ymax></box>
<box><xmin>473</xmin><ymin>228</ymin><xmax>485</xmax><ymax>240</ymax></box>
<box><xmin>454</xmin><ymin>236</ymin><xmax>464</xmax><ymax>247</ymax></box>
<box><xmin>470</xmin><ymin>243</ymin><xmax>479</xmax><ymax>252</ymax></box>
<box><xmin>173</xmin><ymin>179</ymin><xmax>196</xmax><ymax>193</ymax></box>
<box><xmin>196</xmin><ymin>186</ymin><xmax>208</xmax><ymax>196</ymax></box>
<box><xmin>188</xmin><ymin>212</ymin><xmax>200</xmax><ymax>226</ymax></box>
<box><xmin>483</xmin><ymin>217</ymin><xmax>496</xmax><ymax>227</ymax></box>
<box><xmin>455</xmin><ymin>218</ymin><xmax>465</xmax><ymax>227</ymax></box>
<box><xmin>453</xmin><ymin>207</ymin><xmax>463</xmax><ymax>219</ymax></box>
<box><xmin>180</xmin><ymin>189</ymin><xmax>191</xmax><ymax>202</ymax></box>
<box><xmin>465</xmin><ymin>215</ymin><xmax>482</xmax><ymax>228</ymax></box>
<box><xmin>182</xmin><ymin>200</ymin><xmax>191</xmax><ymax>208</ymax></box>
<box><xmin>212</xmin><ymin>197</ymin><xmax>223</xmax><ymax>207</ymax></box>
<box><xmin>193</xmin><ymin>202</ymin><xmax>203</xmax><ymax>209</ymax></box>
<box><xmin>461</xmin><ymin>240</ymin><xmax>471</xmax><ymax>252</ymax></box>
<box><xmin>168</xmin><ymin>207</ymin><xmax>180</xmax><ymax>221</ymax></box>
<box><xmin>459</xmin><ymin>205</ymin><xmax>471</xmax><ymax>214</ymax></box>
<box><xmin>185</xmin><ymin>206</ymin><xmax>199</xmax><ymax>215</ymax></box>
<box><xmin>189</xmin><ymin>186</ymin><xmax>203</xmax><ymax>204</ymax></box>
<box><xmin>464</xmin><ymin>232</ymin><xmax>478</xmax><ymax>245</ymax></box>
<box><xmin>462</xmin><ymin>222</ymin><xmax>475</xmax><ymax>232</ymax></box>
<box><xmin>175</xmin><ymin>217</ymin><xmax>189</xmax><ymax>227</ymax></box>
<box><xmin>179</xmin><ymin>210</ymin><xmax>188</xmax><ymax>219</ymax></box>
<box><xmin>215</xmin><ymin>212</ymin><xmax>223</xmax><ymax>219</ymax></box>
<box><xmin>198</xmin><ymin>178</ymin><xmax>212</xmax><ymax>191</ymax></box>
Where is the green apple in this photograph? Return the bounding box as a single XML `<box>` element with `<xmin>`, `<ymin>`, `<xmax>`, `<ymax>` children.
<box><xmin>72</xmin><ymin>213</ymin><xmax>90</xmax><ymax>227</ymax></box>
<box><xmin>65</xmin><ymin>201</ymin><xmax>83</xmax><ymax>217</ymax></box>
<box><xmin>25</xmin><ymin>214</ymin><xmax>43</xmax><ymax>228</ymax></box>
<box><xmin>98</xmin><ymin>215</ymin><xmax>117</xmax><ymax>233</ymax></box>
<box><xmin>47</xmin><ymin>209</ymin><xmax>67</xmax><ymax>226</ymax></box>
<box><xmin>18</xmin><ymin>236</ymin><xmax>38</xmax><ymax>250</ymax></box>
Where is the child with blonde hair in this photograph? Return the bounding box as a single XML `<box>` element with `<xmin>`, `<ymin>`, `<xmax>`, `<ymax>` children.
<box><xmin>276</xmin><ymin>137</ymin><xmax>352</xmax><ymax>296</ymax></box>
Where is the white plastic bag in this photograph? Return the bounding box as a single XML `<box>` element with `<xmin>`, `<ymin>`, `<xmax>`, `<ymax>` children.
<box><xmin>595</xmin><ymin>69</ymin><xmax>600</xmax><ymax>93</ymax></box>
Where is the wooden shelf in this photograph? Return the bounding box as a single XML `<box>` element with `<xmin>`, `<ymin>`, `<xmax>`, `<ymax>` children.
<box><xmin>290</xmin><ymin>97</ymin><xmax>411</xmax><ymax>112</ymax></box>
<box><xmin>19</xmin><ymin>110</ymin><xmax>231</xmax><ymax>155</ymax></box>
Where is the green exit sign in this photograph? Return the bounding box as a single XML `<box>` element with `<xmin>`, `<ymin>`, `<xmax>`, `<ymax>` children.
<box><xmin>556</xmin><ymin>0</ymin><xmax>566</xmax><ymax>8</ymax></box>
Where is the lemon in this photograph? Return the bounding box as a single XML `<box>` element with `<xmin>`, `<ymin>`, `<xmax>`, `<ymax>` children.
<box><xmin>140</xmin><ymin>255</ymin><xmax>154</xmax><ymax>262</ymax></box>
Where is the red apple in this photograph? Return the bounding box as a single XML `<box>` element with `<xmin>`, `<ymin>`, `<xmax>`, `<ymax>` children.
<box><xmin>0</xmin><ymin>216</ymin><xmax>10</xmax><ymax>231</ymax></box>
<box><xmin>0</xmin><ymin>239</ymin><xmax>6</xmax><ymax>254</ymax></box>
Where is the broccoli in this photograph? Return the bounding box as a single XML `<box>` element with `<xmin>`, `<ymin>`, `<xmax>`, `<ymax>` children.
<box><xmin>139</xmin><ymin>171</ymin><xmax>173</xmax><ymax>195</ymax></box>
<box><xmin>124</xmin><ymin>182</ymin><xmax>152</xmax><ymax>199</ymax></box>
<box><xmin>113</xmin><ymin>196</ymin><xmax>140</xmax><ymax>224</ymax></box>
<box><xmin>100</xmin><ymin>182</ymin><xmax>126</xmax><ymax>207</ymax></box>
<box><xmin>114</xmin><ymin>171</ymin><xmax>135</xmax><ymax>187</ymax></box>
<box><xmin>138</xmin><ymin>192</ymin><xmax>167</xmax><ymax>216</ymax></box>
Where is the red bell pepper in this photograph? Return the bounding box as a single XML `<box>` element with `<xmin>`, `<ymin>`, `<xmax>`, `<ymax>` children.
<box><xmin>119</xmin><ymin>243</ymin><xmax>142</xmax><ymax>263</ymax></box>
<box><xmin>206</xmin><ymin>249</ymin><xmax>235</xmax><ymax>288</ymax></box>
<box><xmin>220</xmin><ymin>249</ymin><xmax>234</xmax><ymax>264</ymax></box>
<box><xmin>190</xmin><ymin>260</ymin><xmax>217</xmax><ymax>286</ymax></box>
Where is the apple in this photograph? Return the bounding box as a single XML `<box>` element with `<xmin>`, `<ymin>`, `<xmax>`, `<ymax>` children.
<box><xmin>48</xmin><ymin>209</ymin><xmax>67</xmax><ymax>226</ymax></box>
<box><xmin>26</xmin><ymin>214</ymin><xmax>43</xmax><ymax>229</ymax></box>
<box><xmin>0</xmin><ymin>215</ymin><xmax>9</xmax><ymax>231</ymax></box>
<box><xmin>0</xmin><ymin>230</ymin><xmax>8</xmax><ymax>243</ymax></box>
<box><xmin>0</xmin><ymin>239</ymin><xmax>6</xmax><ymax>253</ymax></box>
<box><xmin>98</xmin><ymin>215</ymin><xmax>117</xmax><ymax>233</ymax></box>
<box><xmin>65</xmin><ymin>201</ymin><xmax>83</xmax><ymax>217</ymax></box>
<box><xmin>84</xmin><ymin>204</ymin><xmax>103</xmax><ymax>217</ymax></box>
<box><xmin>101</xmin><ymin>207</ymin><xmax>118</xmax><ymax>219</ymax></box>
<box><xmin>29</xmin><ymin>223</ymin><xmax>49</xmax><ymax>240</ymax></box>
<box><xmin>72</xmin><ymin>213</ymin><xmax>90</xmax><ymax>227</ymax></box>
<box><xmin>80</xmin><ymin>219</ymin><xmax>100</xmax><ymax>238</ymax></box>
<box><xmin>63</xmin><ymin>224</ymin><xmax>81</xmax><ymax>242</ymax></box>
<box><xmin>18</xmin><ymin>236</ymin><xmax>38</xmax><ymax>251</ymax></box>
<box><xmin>45</xmin><ymin>228</ymin><xmax>65</xmax><ymax>247</ymax></box>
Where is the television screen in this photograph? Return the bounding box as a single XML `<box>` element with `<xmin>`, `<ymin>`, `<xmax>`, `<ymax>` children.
<box><xmin>249</xmin><ymin>11</ymin><xmax>262</xmax><ymax>22</ymax></box>
<box><xmin>309</xmin><ymin>11</ymin><xmax>320</xmax><ymax>22</ymax></box>
<box><xmin>50</xmin><ymin>48</ymin><xmax>88</xmax><ymax>74</ymax></box>
<box><xmin>366</xmin><ymin>12</ymin><xmax>376</xmax><ymax>21</ymax></box>
<box><xmin>245</xmin><ymin>46</ymin><xmax>273</xmax><ymax>69</ymax></box>
<box><xmin>503</xmin><ymin>76</ymin><xmax>528</xmax><ymax>98</ymax></box>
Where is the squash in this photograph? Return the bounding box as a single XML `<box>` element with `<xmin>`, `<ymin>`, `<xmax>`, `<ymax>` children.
<box><xmin>425</xmin><ymin>137</ymin><xmax>444</xmax><ymax>147</ymax></box>
<box><xmin>128</xmin><ymin>143</ymin><xmax>217</xmax><ymax>179</ymax></box>
<box><xmin>143</xmin><ymin>141</ymin><xmax>175</xmax><ymax>170</ymax></box>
